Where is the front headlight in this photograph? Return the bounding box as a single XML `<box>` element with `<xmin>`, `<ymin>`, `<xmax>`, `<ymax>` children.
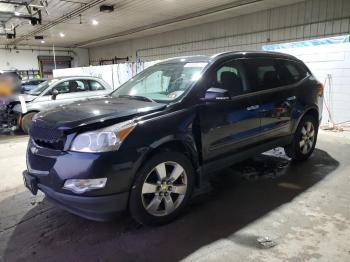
<box><xmin>70</xmin><ymin>120</ymin><xmax>136</xmax><ymax>153</ymax></box>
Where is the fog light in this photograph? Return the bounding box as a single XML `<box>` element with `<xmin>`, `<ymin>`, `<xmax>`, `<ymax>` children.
<box><xmin>63</xmin><ymin>178</ymin><xmax>107</xmax><ymax>194</ymax></box>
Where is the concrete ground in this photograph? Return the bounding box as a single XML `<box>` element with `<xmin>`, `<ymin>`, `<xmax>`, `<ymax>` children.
<box><xmin>0</xmin><ymin>131</ymin><xmax>349</xmax><ymax>262</ymax></box>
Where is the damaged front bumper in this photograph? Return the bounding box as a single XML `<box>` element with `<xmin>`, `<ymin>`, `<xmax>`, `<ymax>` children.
<box><xmin>0</xmin><ymin>98</ymin><xmax>20</xmax><ymax>129</ymax></box>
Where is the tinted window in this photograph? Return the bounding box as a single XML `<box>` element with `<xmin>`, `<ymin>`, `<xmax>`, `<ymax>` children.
<box><xmin>245</xmin><ymin>58</ymin><xmax>281</xmax><ymax>90</ymax></box>
<box><xmin>89</xmin><ymin>80</ymin><xmax>105</xmax><ymax>91</ymax></box>
<box><xmin>280</xmin><ymin>60</ymin><xmax>308</xmax><ymax>84</ymax></box>
<box><xmin>211</xmin><ymin>61</ymin><xmax>245</xmax><ymax>96</ymax></box>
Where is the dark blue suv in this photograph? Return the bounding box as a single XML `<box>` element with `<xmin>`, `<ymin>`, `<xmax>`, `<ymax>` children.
<box><xmin>23</xmin><ymin>51</ymin><xmax>323</xmax><ymax>225</ymax></box>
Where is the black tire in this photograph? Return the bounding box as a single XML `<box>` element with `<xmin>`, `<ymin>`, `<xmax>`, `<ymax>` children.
<box><xmin>21</xmin><ymin>112</ymin><xmax>37</xmax><ymax>134</ymax></box>
<box><xmin>129</xmin><ymin>151</ymin><xmax>195</xmax><ymax>226</ymax></box>
<box><xmin>285</xmin><ymin>114</ymin><xmax>318</xmax><ymax>161</ymax></box>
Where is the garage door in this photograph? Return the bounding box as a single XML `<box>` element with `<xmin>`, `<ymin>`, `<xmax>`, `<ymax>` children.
<box><xmin>38</xmin><ymin>56</ymin><xmax>72</xmax><ymax>79</ymax></box>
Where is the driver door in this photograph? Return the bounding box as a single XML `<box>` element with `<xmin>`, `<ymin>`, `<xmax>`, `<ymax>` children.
<box><xmin>198</xmin><ymin>59</ymin><xmax>262</xmax><ymax>165</ymax></box>
<box><xmin>45</xmin><ymin>80</ymin><xmax>90</xmax><ymax>110</ymax></box>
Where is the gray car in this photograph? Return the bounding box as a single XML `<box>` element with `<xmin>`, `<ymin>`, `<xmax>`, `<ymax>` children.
<box><xmin>12</xmin><ymin>76</ymin><xmax>113</xmax><ymax>133</ymax></box>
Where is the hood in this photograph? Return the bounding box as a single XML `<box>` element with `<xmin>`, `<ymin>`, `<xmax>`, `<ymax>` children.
<box><xmin>0</xmin><ymin>94</ymin><xmax>35</xmax><ymax>109</ymax></box>
<box><xmin>35</xmin><ymin>97</ymin><xmax>167</xmax><ymax>130</ymax></box>
<box><xmin>10</xmin><ymin>94</ymin><xmax>37</xmax><ymax>103</ymax></box>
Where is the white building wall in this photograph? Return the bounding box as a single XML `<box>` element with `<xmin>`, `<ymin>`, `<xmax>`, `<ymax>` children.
<box><xmin>268</xmin><ymin>41</ymin><xmax>350</xmax><ymax>124</ymax></box>
<box><xmin>89</xmin><ymin>0</ymin><xmax>350</xmax><ymax>62</ymax></box>
<box><xmin>0</xmin><ymin>47</ymin><xmax>89</xmax><ymax>71</ymax></box>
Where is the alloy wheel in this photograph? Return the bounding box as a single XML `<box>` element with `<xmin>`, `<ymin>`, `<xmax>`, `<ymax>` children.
<box><xmin>141</xmin><ymin>161</ymin><xmax>188</xmax><ymax>217</ymax></box>
<box><xmin>299</xmin><ymin>121</ymin><xmax>315</xmax><ymax>155</ymax></box>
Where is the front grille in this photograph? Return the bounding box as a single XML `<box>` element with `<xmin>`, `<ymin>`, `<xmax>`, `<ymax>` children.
<box><xmin>29</xmin><ymin>120</ymin><xmax>66</xmax><ymax>150</ymax></box>
<box><xmin>34</xmin><ymin>139</ymin><xmax>66</xmax><ymax>150</ymax></box>
<box><xmin>27</xmin><ymin>149</ymin><xmax>56</xmax><ymax>171</ymax></box>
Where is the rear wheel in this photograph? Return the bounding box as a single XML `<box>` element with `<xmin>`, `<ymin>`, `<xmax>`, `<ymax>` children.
<box><xmin>285</xmin><ymin>114</ymin><xmax>318</xmax><ymax>161</ymax></box>
<box><xmin>129</xmin><ymin>151</ymin><xmax>195</xmax><ymax>225</ymax></box>
<box><xmin>21</xmin><ymin>112</ymin><xmax>37</xmax><ymax>134</ymax></box>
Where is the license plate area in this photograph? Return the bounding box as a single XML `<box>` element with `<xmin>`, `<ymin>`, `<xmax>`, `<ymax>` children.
<box><xmin>23</xmin><ymin>172</ymin><xmax>38</xmax><ymax>195</ymax></box>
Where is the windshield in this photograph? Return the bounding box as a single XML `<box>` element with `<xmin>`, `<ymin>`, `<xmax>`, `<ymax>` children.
<box><xmin>111</xmin><ymin>62</ymin><xmax>208</xmax><ymax>102</ymax></box>
<box><xmin>27</xmin><ymin>79</ymin><xmax>58</xmax><ymax>96</ymax></box>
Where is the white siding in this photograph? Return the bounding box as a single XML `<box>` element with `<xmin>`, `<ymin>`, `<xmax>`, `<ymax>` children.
<box><xmin>273</xmin><ymin>42</ymin><xmax>350</xmax><ymax>124</ymax></box>
<box><xmin>89</xmin><ymin>0</ymin><xmax>350</xmax><ymax>62</ymax></box>
<box><xmin>0</xmin><ymin>47</ymin><xmax>89</xmax><ymax>71</ymax></box>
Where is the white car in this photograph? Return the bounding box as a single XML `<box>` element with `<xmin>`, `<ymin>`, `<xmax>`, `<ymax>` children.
<box><xmin>12</xmin><ymin>76</ymin><xmax>113</xmax><ymax>133</ymax></box>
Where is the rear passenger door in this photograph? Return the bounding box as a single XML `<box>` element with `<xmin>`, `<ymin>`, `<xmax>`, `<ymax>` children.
<box><xmin>243</xmin><ymin>58</ymin><xmax>301</xmax><ymax>141</ymax></box>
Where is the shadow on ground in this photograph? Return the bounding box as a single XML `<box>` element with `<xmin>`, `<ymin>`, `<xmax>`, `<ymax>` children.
<box><xmin>0</xmin><ymin>129</ymin><xmax>26</xmax><ymax>141</ymax></box>
<box><xmin>1</xmin><ymin>149</ymin><xmax>339</xmax><ymax>262</ymax></box>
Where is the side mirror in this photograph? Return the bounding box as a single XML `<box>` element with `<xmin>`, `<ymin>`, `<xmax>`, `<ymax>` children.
<box><xmin>51</xmin><ymin>89</ymin><xmax>59</xmax><ymax>100</ymax></box>
<box><xmin>202</xmin><ymin>87</ymin><xmax>230</xmax><ymax>102</ymax></box>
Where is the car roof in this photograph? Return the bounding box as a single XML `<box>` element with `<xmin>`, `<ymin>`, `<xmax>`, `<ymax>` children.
<box><xmin>52</xmin><ymin>76</ymin><xmax>105</xmax><ymax>81</ymax></box>
<box><xmin>159</xmin><ymin>51</ymin><xmax>301</xmax><ymax>65</ymax></box>
<box><xmin>23</xmin><ymin>78</ymin><xmax>47</xmax><ymax>82</ymax></box>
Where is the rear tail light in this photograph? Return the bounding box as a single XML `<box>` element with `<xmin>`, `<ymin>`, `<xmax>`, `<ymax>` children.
<box><xmin>318</xmin><ymin>83</ymin><xmax>324</xmax><ymax>97</ymax></box>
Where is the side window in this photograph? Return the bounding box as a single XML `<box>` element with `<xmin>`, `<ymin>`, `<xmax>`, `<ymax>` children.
<box><xmin>89</xmin><ymin>80</ymin><xmax>105</xmax><ymax>91</ymax></box>
<box><xmin>53</xmin><ymin>81</ymin><xmax>70</xmax><ymax>94</ymax></box>
<box><xmin>285</xmin><ymin>63</ymin><xmax>301</xmax><ymax>81</ymax></box>
<box><xmin>72</xmin><ymin>80</ymin><xmax>89</xmax><ymax>92</ymax></box>
<box><xmin>212</xmin><ymin>61</ymin><xmax>245</xmax><ymax>96</ymax></box>
<box><xmin>281</xmin><ymin>61</ymin><xmax>308</xmax><ymax>84</ymax></box>
<box><xmin>52</xmin><ymin>80</ymin><xmax>88</xmax><ymax>94</ymax></box>
<box><xmin>245</xmin><ymin>58</ymin><xmax>281</xmax><ymax>90</ymax></box>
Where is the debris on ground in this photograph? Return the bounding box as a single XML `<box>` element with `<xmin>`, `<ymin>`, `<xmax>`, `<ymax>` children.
<box><xmin>257</xmin><ymin>236</ymin><xmax>278</xmax><ymax>249</ymax></box>
<box><xmin>235</xmin><ymin>148</ymin><xmax>290</xmax><ymax>181</ymax></box>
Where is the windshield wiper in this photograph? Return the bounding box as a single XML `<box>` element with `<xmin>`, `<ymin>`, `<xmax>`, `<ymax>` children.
<box><xmin>118</xmin><ymin>95</ymin><xmax>155</xmax><ymax>103</ymax></box>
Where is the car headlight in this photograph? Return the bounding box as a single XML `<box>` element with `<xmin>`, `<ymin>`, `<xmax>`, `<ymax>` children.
<box><xmin>63</xmin><ymin>178</ymin><xmax>107</xmax><ymax>194</ymax></box>
<box><xmin>70</xmin><ymin>120</ymin><xmax>136</xmax><ymax>153</ymax></box>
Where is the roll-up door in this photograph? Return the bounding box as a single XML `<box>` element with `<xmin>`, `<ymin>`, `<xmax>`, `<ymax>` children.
<box><xmin>38</xmin><ymin>56</ymin><xmax>72</xmax><ymax>78</ymax></box>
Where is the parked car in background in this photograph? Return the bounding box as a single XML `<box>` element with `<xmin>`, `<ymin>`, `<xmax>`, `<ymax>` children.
<box><xmin>21</xmin><ymin>79</ymin><xmax>47</xmax><ymax>93</ymax></box>
<box><xmin>23</xmin><ymin>52</ymin><xmax>323</xmax><ymax>225</ymax></box>
<box><xmin>11</xmin><ymin>76</ymin><xmax>112</xmax><ymax>133</ymax></box>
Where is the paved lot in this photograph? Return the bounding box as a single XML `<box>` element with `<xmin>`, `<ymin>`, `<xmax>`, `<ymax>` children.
<box><xmin>0</xmin><ymin>131</ymin><xmax>349</xmax><ymax>262</ymax></box>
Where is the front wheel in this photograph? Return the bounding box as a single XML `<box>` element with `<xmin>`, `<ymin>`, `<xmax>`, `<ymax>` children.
<box><xmin>285</xmin><ymin>114</ymin><xmax>318</xmax><ymax>161</ymax></box>
<box><xmin>129</xmin><ymin>151</ymin><xmax>195</xmax><ymax>226</ymax></box>
<box><xmin>21</xmin><ymin>112</ymin><xmax>37</xmax><ymax>134</ymax></box>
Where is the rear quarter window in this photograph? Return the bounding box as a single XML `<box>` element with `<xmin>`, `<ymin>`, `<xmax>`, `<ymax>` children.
<box><xmin>279</xmin><ymin>60</ymin><xmax>308</xmax><ymax>85</ymax></box>
<box><xmin>89</xmin><ymin>80</ymin><xmax>106</xmax><ymax>91</ymax></box>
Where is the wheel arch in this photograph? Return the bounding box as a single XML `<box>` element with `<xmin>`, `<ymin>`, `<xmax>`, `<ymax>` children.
<box><xmin>133</xmin><ymin>135</ymin><xmax>202</xmax><ymax>189</ymax></box>
<box><xmin>19</xmin><ymin>110</ymin><xmax>40</xmax><ymax>133</ymax></box>
<box><xmin>18</xmin><ymin>110</ymin><xmax>40</xmax><ymax>124</ymax></box>
<box><xmin>293</xmin><ymin>106</ymin><xmax>320</xmax><ymax>133</ymax></box>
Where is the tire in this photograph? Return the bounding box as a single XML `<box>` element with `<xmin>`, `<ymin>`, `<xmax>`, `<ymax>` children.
<box><xmin>285</xmin><ymin>114</ymin><xmax>318</xmax><ymax>161</ymax></box>
<box><xmin>21</xmin><ymin>112</ymin><xmax>37</xmax><ymax>134</ymax></box>
<box><xmin>129</xmin><ymin>151</ymin><xmax>195</xmax><ymax>226</ymax></box>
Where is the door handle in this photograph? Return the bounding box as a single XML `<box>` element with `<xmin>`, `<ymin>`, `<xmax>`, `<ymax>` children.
<box><xmin>246</xmin><ymin>105</ymin><xmax>260</xmax><ymax>111</ymax></box>
<box><xmin>287</xmin><ymin>96</ymin><xmax>296</xmax><ymax>101</ymax></box>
